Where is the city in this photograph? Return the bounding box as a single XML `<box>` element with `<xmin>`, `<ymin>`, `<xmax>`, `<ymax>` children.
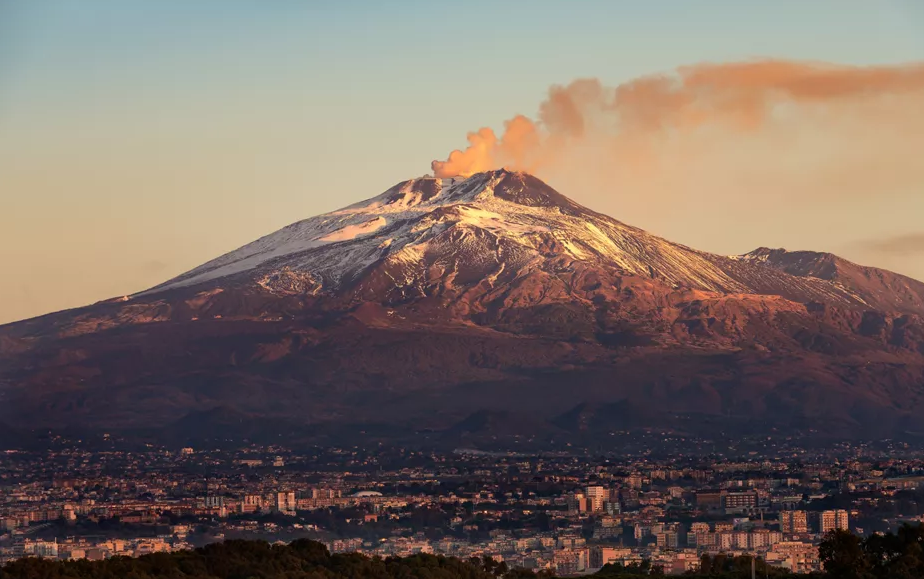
<box><xmin>3</xmin><ymin>438</ymin><xmax>924</xmax><ymax>574</ymax></box>
<box><xmin>3</xmin><ymin>2</ymin><xmax>923</xmax><ymax>578</ymax></box>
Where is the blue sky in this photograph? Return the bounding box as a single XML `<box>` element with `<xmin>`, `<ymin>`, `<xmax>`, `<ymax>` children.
<box><xmin>1</xmin><ymin>0</ymin><xmax>922</xmax><ymax>323</ymax></box>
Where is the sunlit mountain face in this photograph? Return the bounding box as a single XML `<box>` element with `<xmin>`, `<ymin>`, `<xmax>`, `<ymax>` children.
<box><xmin>2</xmin><ymin>171</ymin><xmax>924</xmax><ymax>447</ymax></box>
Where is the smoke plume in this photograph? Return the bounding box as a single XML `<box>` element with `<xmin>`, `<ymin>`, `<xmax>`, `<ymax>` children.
<box><xmin>431</xmin><ymin>59</ymin><xmax>924</xmax><ymax>179</ymax></box>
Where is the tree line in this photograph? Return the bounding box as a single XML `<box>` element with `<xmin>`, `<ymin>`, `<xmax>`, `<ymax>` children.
<box><xmin>2</xmin><ymin>523</ymin><xmax>924</xmax><ymax>579</ymax></box>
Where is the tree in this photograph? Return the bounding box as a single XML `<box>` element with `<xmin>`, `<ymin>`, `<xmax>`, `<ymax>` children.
<box><xmin>819</xmin><ymin>529</ymin><xmax>871</xmax><ymax>579</ymax></box>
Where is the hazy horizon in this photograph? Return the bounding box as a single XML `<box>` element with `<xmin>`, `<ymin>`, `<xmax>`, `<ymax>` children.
<box><xmin>2</xmin><ymin>0</ymin><xmax>924</xmax><ymax>325</ymax></box>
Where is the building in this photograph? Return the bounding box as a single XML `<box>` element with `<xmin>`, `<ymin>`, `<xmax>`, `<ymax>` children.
<box><xmin>567</xmin><ymin>492</ymin><xmax>590</xmax><ymax>514</ymax></box>
<box><xmin>626</xmin><ymin>474</ymin><xmax>644</xmax><ymax>490</ymax></box>
<box><xmin>202</xmin><ymin>496</ymin><xmax>224</xmax><ymax>509</ymax></box>
<box><xmin>309</xmin><ymin>488</ymin><xmax>342</xmax><ymax>499</ymax></box>
<box><xmin>553</xmin><ymin>548</ymin><xmax>589</xmax><ymax>575</ymax></box>
<box><xmin>585</xmin><ymin>486</ymin><xmax>608</xmax><ymax>513</ymax></box>
<box><xmin>732</xmin><ymin>531</ymin><xmax>749</xmax><ymax>549</ymax></box>
<box><xmin>780</xmin><ymin>510</ymin><xmax>809</xmax><ymax>534</ymax></box>
<box><xmin>769</xmin><ymin>542</ymin><xmax>820</xmax><ymax>574</ymax></box>
<box><xmin>714</xmin><ymin>521</ymin><xmax>734</xmax><ymax>533</ymax></box>
<box><xmin>655</xmin><ymin>531</ymin><xmax>680</xmax><ymax>549</ymax></box>
<box><xmin>275</xmin><ymin>491</ymin><xmax>297</xmax><ymax>516</ymax></box>
<box><xmin>749</xmin><ymin>529</ymin><xmax>782</xmax><ymax>549</ymax></box>
<box><xmin>696</xmin><ymin>490</ymin><xmax>724</xmax><ymax>510</ymax></box>
<box><xmin>20</xmin><ymin>539</ymin><xmax>58</xmax><ymax>559</ymax></box>
<box><xmin>240</xmin><ymin>494</ymin><xmax>263</xmax><ymax>514</ymax></box>
<box><xmin>688</xmin><ymin>522</ymin><xmax>711</xmax><ymax>547</ymax></box>
<box><xmin>590</xmin><ymin>547</ymin><xmax>631</xmax><ymax>568</ymax></box>
<box><xmin>820</xmin><ymin>510</ymin><xmax>849</xmax><ymax>534</ymax></box>
<box><xmin>690</xmin><ymin>522</ymin><xmax>711</xmax><ymax>534</ymax></box>
<box><xmin>723</xmin><ymin>491</ymin><xmax>759</xmax><ymax>512</ymax></box>
<box><xmin>592</xmin><ymin>517</ymin><xmax>622</xmax><ymax>540</ymax></box>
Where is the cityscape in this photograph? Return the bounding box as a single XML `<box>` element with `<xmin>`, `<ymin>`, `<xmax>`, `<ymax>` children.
<box><xmin>3</xmin><ymin>438</ymin><xmax>924</xmax><ymax>575</ymax></box>
<box><xmin>3</xmin><ymin>2</ymin><xmax>924</xmax><ymax>578</ymax></box>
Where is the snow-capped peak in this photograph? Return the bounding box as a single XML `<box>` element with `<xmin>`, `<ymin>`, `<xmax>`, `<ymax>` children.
<box><xmin>140</xmin><ymin>170</ymin><xmax>905</xmax><ymax>313</ymax></box>
<box><xmin>143</xmin><ymin>170</ymin><xmax>619</xmax><ymax>295</ymax></box>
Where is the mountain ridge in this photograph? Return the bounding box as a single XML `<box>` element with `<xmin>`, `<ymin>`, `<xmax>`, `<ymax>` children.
<box><xmin>1</xmin><ymin>170</ymin><xmax>923</xmax><ymax>446</ymax></box>
<box><xmin>132</xmin><ymin>169</ymin><xmax>922</xmax><ymax>315</ymax></box>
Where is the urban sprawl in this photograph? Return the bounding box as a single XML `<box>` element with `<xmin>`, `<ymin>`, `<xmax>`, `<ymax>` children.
<box><xmin>3</xmin><ymin>438</ymin><xmax>924</xmax><ymax>575</ymax></box>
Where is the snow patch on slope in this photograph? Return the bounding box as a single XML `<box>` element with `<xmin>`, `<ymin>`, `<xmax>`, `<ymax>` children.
<box><xmin>141</xmin><ymin>170</ymin><xmax>889</xmax><ymax>311</ymax></box>
<box><xmin>320</xmin><ymin>217</ymin><xmax>387</xmax><ymax>242</ymax></box>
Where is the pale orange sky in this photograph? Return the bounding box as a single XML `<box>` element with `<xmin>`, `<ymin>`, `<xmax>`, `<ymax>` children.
<box><xmin>1</xmin><ymin>1</ymin><xmax>923</xmax><ymax>325</ymax></box>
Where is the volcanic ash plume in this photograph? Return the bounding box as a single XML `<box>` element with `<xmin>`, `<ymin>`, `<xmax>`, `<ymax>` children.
<box><xmin>430</xmin><ymin>60</ymin><xmax>924</xmax><ymax>179</ymax></box>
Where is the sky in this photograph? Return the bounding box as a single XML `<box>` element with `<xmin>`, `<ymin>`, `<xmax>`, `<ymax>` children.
<box><xmin>1</xmin><ymin>0</ymin><xmax>923</xmax><ymax>325</ymax></box>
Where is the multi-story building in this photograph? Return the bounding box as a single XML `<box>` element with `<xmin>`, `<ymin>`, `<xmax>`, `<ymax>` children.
<box><xmin>241</xmin><ymin>494</ymin><xmax>263</xmax><ymax>514</ymax></box>
<box><xmin>274</xmin><ymin>491</ymin><xmax>296</xmax><ymax>516</ymax></box>
<box><xmin>567</xmin><ymin>492</ymin><xmax>590</xmax><ymax>514</ymax></box>
<box><xmin>553</xmin><ymin>548</ymin><xmax>588</xmax><ymax>575</ymax></box>
<box><xmin>585</xmin><ymin>486</ymin><xmax>608</xmax><ymax>513</ymax></box>
<box><xmin>820</xmin><ymin>510</ymin><xmax>849</xmax><ymax>534</ymax></box>
<box><xmin>590</xmin><ymin>546</ymin><xmax>631</xmax><ymax>568</ymax></box>
<box><xmin>19</xmin><ymin>539</ymin><xmax>58</xmax><ymax>559</ymax></box>
<box><xmin>309</xmin><ymin>488</ymin><xmax>342</xmax><ymax>500</ymax></box>
<box><xmin>690</xmin><ymin>522</ymin><xmax>711</xmax><ymax>534</ymax></box>
<box><xmin>723</xmin><ymin>491</ymin><xmax>759</xmax><ymax>512</ymax></box>
<box><xmin>694</xmin><ymin>532</ymin><xmax>718</xmax><ymax>549</ymax></box>
<box><xmin>696</xmin><ymin>490</ymin><xmax>724</xmax><ymax>510</ymax></box>
<box><xmin>592</xmin><ymin>516</ymin><xmax>622</xmax><ymax>540</ymax></box>
<box><xmin>732</xmin><ymin>531</ymin><xmax>750</xmax><ymax>549</ymax></box>
<box><xmin>688</xmin><ymin>522</ymin><xmax>710</xmax><ymax>547</ymax></box>
<box><xmin>714</xmin><ymin>521</ymin><xmax>734</xmax><ymax>533</ymax></box>
<box><xmin>655</xmin><ymin>531</ymin><xmax>680</xmax><ymax>549</ymax></box>
<box><xmin>769</xmin><ymin>541</ymin><xmax>821</xmax><ymax>574</ymax></box>
<box><xmin>749</xmin><ymin>529</ymin><xmax>783</xmax><ymax>549</ymax></box>
<box><xmin>780</xmin><ymin>510</ymin><xmax>809</xmax><ymax>534</ymax></box>
<box><xmin>202</xmin><ymin>496</ymin><xmax>224</xmax><ymax>509</ymax></box>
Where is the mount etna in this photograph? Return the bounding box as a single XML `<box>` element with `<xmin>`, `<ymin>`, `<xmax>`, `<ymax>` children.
<box><xmin>2</xmin><ymin>170</ymin><xmax>924</xmax><ymax>447</ymax></box>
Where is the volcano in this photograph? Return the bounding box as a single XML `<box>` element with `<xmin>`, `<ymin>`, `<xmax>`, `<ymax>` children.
<box><xmin>2</xmin><ymin>170</ymin><xmax>924</xmax><ymax>447</ymax></box>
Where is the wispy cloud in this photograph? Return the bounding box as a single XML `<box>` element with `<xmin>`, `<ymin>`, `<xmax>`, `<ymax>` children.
<box><xmin>864</xmin><ymin>233</ymin><xmax>924</xmax><ymax>257</ymax></box>
<box><xmin>141</xmin><ymin>260</ymin><xmax>169</xmax><ymax>273</ymax></box>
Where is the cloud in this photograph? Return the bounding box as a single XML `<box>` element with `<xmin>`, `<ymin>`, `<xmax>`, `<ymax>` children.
<box><xmin>141</xmin><ymin>259</ymin><xmax>169</xmax><ymax>273</ymax></box>
<box><xmin>864</xmin><ymin>233</ymin><xmax>924</xmax><ymax>256</ymax></box>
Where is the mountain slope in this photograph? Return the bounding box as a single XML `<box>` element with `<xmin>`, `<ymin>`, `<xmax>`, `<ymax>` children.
<box><xmin>1</xmin><ymin>170</ymin><xmax>923</xmax><ymax>446</ymax></box>
<box><xmin>144</xmin><ymin>170</ymin><xmax>902</xmax><ymax>311</ymax></box>
<box><xmin>737</xmin><ymin>247</ymin><xmax>924</xmax><ymax>314</ymax></box>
